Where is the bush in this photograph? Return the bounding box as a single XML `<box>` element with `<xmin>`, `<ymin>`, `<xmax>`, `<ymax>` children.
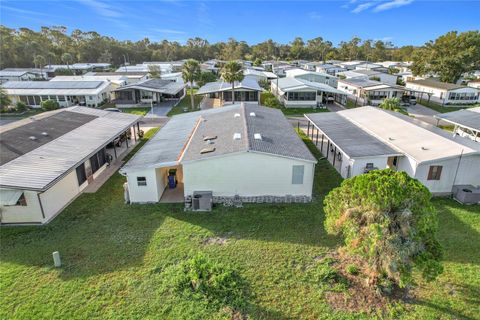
<box><xmin>260</xmin><ymin>92</ymin><xmax>282</xmax><ymax>109</ymax></box>
<box><xmin>345</xmin><ymin>264</ymin><xmax>359</xmax><ymax>275</ymax></box>
<box><xmin>324</xmin><ymin>169</ymin><xmax>443</xmax><ymax>290</ymax></box>
<box><xmin>172</xmin><ymin>253</ymin><xmax>249</xmax><ymax>311</ymax></box>
<box><xmin>41</xmin><ymin>99</ymin><xmax>60</xmax><ymax>111</ymax></box>
<box><xmin>15</xmin><ymin>101</ymin><xmax>28</xmax><ymax>113</ymax></box>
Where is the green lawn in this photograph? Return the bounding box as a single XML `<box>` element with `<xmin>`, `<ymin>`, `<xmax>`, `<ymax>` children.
<box><xmin>1</xmin><ymin>132</ymin><xmax>479</xmax><ymax>319</ymax></box>
<box><xmin>167</xmin><ymin>89</ymin><xmax>203</xmax><ymax>116</ymax></box>
<box><xmin>417</xmin><ymin>99</ymin><xmax>478</xmax><ymax>113</ymax></box>
<box><xmin>0</xmin><ymin>108</ymin><xmax>45</xmax><ymax>119</ymax></box>
<box><xmin>119</xmin><ymin>107</ymin><xmax>151</xmax><ymax>116</ymax></box>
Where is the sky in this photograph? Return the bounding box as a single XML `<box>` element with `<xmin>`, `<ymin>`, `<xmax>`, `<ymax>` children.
<box><xmin>0</xmin><ymin>0</ymin><xmax>479</xmax><ymax>46</ymax></box>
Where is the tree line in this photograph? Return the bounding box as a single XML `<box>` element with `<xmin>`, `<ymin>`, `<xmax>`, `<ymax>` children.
<box><xmin>1</xmin><ymin>26</ymin><xmax>478</xmax><ymax>83</ymax></box>
<box><xmin>0</xmin><ymin>25</ymin><xmax>415</xmax><ymax>68</ymax></box>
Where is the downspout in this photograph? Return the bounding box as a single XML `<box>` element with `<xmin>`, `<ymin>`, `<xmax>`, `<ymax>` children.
<box><xmin>451</xmin><ymin>149</ymin><xmax>464</xmax><ymax>192</ymax></box>
<box><xmin>37</xmin><ymin>193</ymin><xmax>46</xmax><ymax>219</ymax></box>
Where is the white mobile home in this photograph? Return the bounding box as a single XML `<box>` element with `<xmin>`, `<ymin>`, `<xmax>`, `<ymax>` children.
<box><xmin>338</xmin><ymin>69</ymin><xmax>398</xmax><ymax>86</ymax></box>
<box><xmin>434</xmin><ymin>107</ymin><xmax>480</xmax><ymax>142</ymax></box>
<box><xmin>337</xmin><ymin>78</ymin><xmax>405</xmax><ymax>106</ymax></box>
<box><xmin>305</xmin><ymin>107</ymin><xmax>480</xmax><ymax>195</ymax></box>
<box><xmin>271</xmin><ymin>77</ymin><xmax>347</xmax><ymax>108</ymax></box>
<box><xmin>406</xmin><ymin>79</ymin><xmax>479</xmax><ymax>105</ymax></box>
<box><xmin>284</xmin><ymin>68</ymin><xmax>338</xmax><ymax>88</ymax></box>
<box><xmin>0</xmin><ymin>68</ymin><xmax>46</xmax><ymax>83</ymax></box>
<box><xmin>243</xmin><ymin>68</ymin><xmax>278</xmax><ymax>82</ymax></box>
<box><xmin>0</xmin><ymin>107</ymin><xmax>140</xmax><ymax>225</ymax></box>
<box><xmin>195</xmin><ymin>76</ymin><xmax>262</xmax><ymax>106</ymax></box>
<box><xmin>121</xmin><ymin>104</ymin><xmax>317</xmax><ymax>205</ymax></box>
<box><xmin>113</xmin><ymin>78</ymin><xmax>186</xmax><ymax>106</ymax></box>
<box><xmin>2</xmin><ymin>80</ymin><xmax>113</xmax><ymax>108</ymax></box>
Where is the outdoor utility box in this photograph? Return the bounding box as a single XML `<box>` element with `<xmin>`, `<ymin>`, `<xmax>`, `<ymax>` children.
<box><xmin>192</xmin><ymin>191</ymin><xmax>213</xmax><ymax>212</ymax></box>
<box><xmin>452</xmin><ymin>185</ymin><xmax>480</xmax><ymax>205</ymax></box>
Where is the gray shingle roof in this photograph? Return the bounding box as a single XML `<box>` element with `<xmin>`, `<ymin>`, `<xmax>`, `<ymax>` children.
<box><xmin>122</xmin><ymin>104</ymin><xmax>316</xmax><ymax>172</ymax></box>
<box><xmin>195</xmin><ymin>76</ymin><xmax>261</xmax><ymax>95</ymax></box>
<box><xmin>407</xmin><ymin>78</ymin><xmax>468</xmax><ymax>91</ymax></box>
<box><xmin>305</xmin><ymin>112</ymin><xmax>402</xmax><ymax>158</ymax></box>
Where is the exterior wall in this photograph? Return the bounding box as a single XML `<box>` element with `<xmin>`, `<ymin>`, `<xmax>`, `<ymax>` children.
<box><xmin>396</xmin><ymin>155</ymin><xmax>417</xmax><ymax>177</ymax></box>
<box><xmin>415</xmin><ymin>154</ymin><xmax>480</xmax><ymax>194</ymax></box>
<box><xmin>405</xmin><ymin>83</ymin><xmax>480</xmax><ymax>104</ymax></box>
<box><xmin>0</xmin><ymin>189</ymin><xmax>43</xmax><ymax>224</ymax></box>
<box><xmin>126</xmin><ymin>168</ymin><xmax>162</xmax><ymax>203</ymax></box>
<box><xmin>39</xmin><ymin>170</ymin><xmax>83</xmax><ymax>222</ymax></box>
<box><xmin>183</xmin><ymin>152</ymin><xmax>315</xmax><ymax>198</ymax></box>
<box><xmin>350</xmin><ymin>156</ymin><xmax>391</xmax><ymax>177</ymax></box>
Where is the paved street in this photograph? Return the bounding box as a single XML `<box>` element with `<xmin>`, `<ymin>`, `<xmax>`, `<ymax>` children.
<box><xmin>144</xmin><ymin>100</ymin><xmax>177</xmax><ymax>117</ymax></box>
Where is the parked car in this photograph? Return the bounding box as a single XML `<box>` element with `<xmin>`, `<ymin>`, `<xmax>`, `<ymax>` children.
<box><xmin>104</xmin><ymin>107</ymin><xmax>122</xmax><ymax>112</ymax></box>
<box><xmin>401</xmin><ymin>95</ymin><xmax>417</xmax><ymax>106</ymax></box>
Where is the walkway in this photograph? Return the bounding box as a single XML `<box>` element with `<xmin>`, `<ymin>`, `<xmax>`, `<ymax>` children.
<box><xmin>83</xmin><ymin>138</ymin><xmax>139</xmax><ymax>193</ymax></box>
<box><xmin>160</xmin><ymin>183</ymin><xmax>185</xmax><ymax>203</ymax></box>
<box><xmin>407</xmin><ymin>103</ymin><xmax>449</xmax><ymax>126</ymax></box>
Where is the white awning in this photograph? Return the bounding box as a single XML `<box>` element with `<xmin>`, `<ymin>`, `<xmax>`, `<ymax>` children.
<box><xmin>0</xmin><ymin>190</ymin><xmax>23</xmax><ymax>205</ymax></box>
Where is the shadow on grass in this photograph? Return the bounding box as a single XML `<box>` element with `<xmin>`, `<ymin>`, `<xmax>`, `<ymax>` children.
<box><xmin>0</xmin><ymin>173</ymin><xmax>173</xmax><ymax>279</ymax></box>
<box><xmin>434</xmin><ymin>198</ymin><xmax>480</xmax><ymax>265</ymax></box>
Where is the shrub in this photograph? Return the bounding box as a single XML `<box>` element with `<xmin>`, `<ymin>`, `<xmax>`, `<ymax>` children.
<box><xmin>172</xmin><ymin>253</ymin><xmax>249</xmax><ymax>311</ymax></box>
<box><xmin>324</xmin><ymin>169</ymin><xmax>443</xmax><ymax>290</ymax></box>
<box><xmin>41</xmin><ymin>99</ymin><xmax>60</xmax><ymax>111</ymax></box>
<box><xmin>15</xmin><ymin>101</ymin><xmax>28</xmax><ymax>113</ymax></box>
<box><xmin>345</xmin><ymin>264</ymin><xmax>359</xmax><ymax>275</ymax></box>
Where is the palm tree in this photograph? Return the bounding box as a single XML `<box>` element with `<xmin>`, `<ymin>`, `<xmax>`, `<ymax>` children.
<box><xmin>181</xmin><ymin>59</ymin><xmax>201</xmax><ymax>110</ymax></box>
<box><xmin>61</xmin><ymin>53</ymin><xmax>73</xmax><ymax>71</ymax></box>
<box><xmin>33</xmin><ymin>55</ymin><xmax>46</xmax><ymax>79</ymax></box>
<box><xmin>220</xmin><ymin>61</ymin><xmax>244</xmax><ymax>104</ymax></box>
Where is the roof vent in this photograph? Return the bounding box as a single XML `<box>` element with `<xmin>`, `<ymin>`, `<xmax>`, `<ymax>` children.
<box><xmin>200</xmin><ymin>147</ymin><xmax>216</xmax><ymax>154</ymax></box>
<box><xmin>41</xmin><ymin>132</ymin><xmax>49</xmax><ymax>136</ymax></box>
<box><xmin>205</xmin><ymin>139</ymin><xmax>214</xmax><ymax>145</ymax></box>
<box><xmin>421</xmin><ymin>146</ymin><xmax>429</xmax><ymax>151</ymax></box>
<box><xmin>234</xmin><ymin>113</ymin><xmax>241</xmax><ymax>118</ymax></box>
<box><xmin>29</xmin><ymin>136</ymin><xmax>37</xmax><ymax>141</ymax></box>
<box><xmin>233</xmin><ymin>133</ymin><xmax>242</xmax><ymax>140</ymax></box>
<box><xmin>254</xmin><ymin>133</ymin><xmax>262</xmax><ymax>140</ymax></box>
<box><xmin>249</xmin><ymin>112</ymin><xmax>256</xmax><ymax>117</ymax></box>
<box><xmin>203</xmin><ymin>135</ymin><xmax>217</xmax><ymax>141</ymax></box>
<box><xmin>388</xmin><ymin>137</ymin><xmax>395</xmax><ymax>141</ymax></box>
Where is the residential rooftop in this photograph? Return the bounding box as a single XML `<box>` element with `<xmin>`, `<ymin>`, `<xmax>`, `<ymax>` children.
<box><xmin>434</xmin><ymin>107</ymin><xmax>480</xmax><ymax>132</ymax></box>
<box><xmin>407</xmin><ymin>78</ymin><xmax>471</xmax><ymax>91</ymax></box>
<box><xmin>196</xmin><ymin>76</ymin><xmax>261</xmax><ymax>95</ymax></box>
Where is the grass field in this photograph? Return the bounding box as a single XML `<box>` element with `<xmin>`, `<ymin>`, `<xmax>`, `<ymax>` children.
<box><xmin>417</xmin><ymin>99</ymin><xmax>478</xmax><ymax>113</ymax></box>
<box><xmin>167</xmin><ymin>89</ymin><xmax>203</xmax><ymax>116</ymax></box>
<box><xmin>1</xmin><ymin>132</ymin><xmax>479</xmax><ymax>319</ymax></box>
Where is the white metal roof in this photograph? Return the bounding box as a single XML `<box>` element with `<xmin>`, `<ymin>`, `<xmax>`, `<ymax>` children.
<box><xmin>50</xmin><ymin>75</ymin><xmax>127</xmax><ymax>85</ymax></box>
<box><xmin>2</xmin><ymin>80</ymin><xmax>111</xmax><ymax>96</ymax></box>
<box><xmin>338</xmin><ymin>107</ymin><xmax>479</xmax><ymax>163</ymax></box>
<box><xmin>276</xmin><ymin>77</ymin><xmax>345</xmax><ymax>95</ymax></box>
<box><xmin>196</xmin><ymin>76</ymin><xmax>261</xmax><ymax>95</ymax></box>
<box><xmin>244</xmin><ymin>69</ymin><xmax>278</xmax><ymax>79</ymax></box>
<box><xmin>0</xmin><ymin>107</ymin><xmax>140</xmax><ymax>191</ymax></box>
<box><xmin>284</xmin><ymin>68</ymin><xmax>332</xmax><ymax>79</ymax></box>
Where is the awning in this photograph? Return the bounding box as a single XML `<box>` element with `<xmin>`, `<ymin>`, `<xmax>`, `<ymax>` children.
<box><xmin>0</xmin><ymin>189</ymin><xmax>23</xmax><ymax>205</ymax></box>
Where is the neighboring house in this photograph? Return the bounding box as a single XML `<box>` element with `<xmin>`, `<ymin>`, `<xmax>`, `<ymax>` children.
<box><xmin>50</xmin><ymin>75</ymin><xmax>127</xmax><ymax>100</ymax></box>
<box><xmin>0</xmin><ymin>107</ymin><xmax>141</xmax><ymax>225</ymax></box>
<box><xmin>243</xmin><ymin>68</ymin><xmax>278</xmax><ymax>82</ymax></box>
<box><xmin>337</xmin><ymin>69</ymin><xmax>398</xmax><ymax>86</ymax></box>
<box><xmin>46</xmin><ymin>63</ymin><xmax>111</xmax><ymax>74</ymax></box>
<box><xmin>434</xmin><ymin>107</ymin><xmax>480</xmax><ymax>142</ymax></box>
<box><xmin>314</xmin><ymin>64</ymin><xmax>346</xmax><ymax>76</ymax></box>
<box><xmin>195</xmin><ymin>76</ymin><xmax>262</xmax><ymax>106</ymax></box>
<box><xmin>305</xmin><ymin>106</ymin><xmax>480</xmax><ymax>195</ymax></box>
<box><xmin>113</xmin><ymin>78</ymin><xmax>185</xmax><ymax>106</ymax></box>
<box><xmin>406</xmin><ymin>79</ymin><xmax>480</xmax><ymax>105</ymax></box>
<box><xmin>0</xmin><ymin>68</ymin><xmax>48</xmax><ymax>83</ymax></box>
<box><xmin>88</xmin><ymin>71</ymin><xmax>149</xmax><ymax>84</ymax></box>
<box><xmin>160</xmin><ymin>72</ymin><xmax>184</xmax><ymax>84</ymax></box>
<box><xmin>120</xmin><ymin>104</ymin><xmax>317</xmax><ymax>204</ymax></box>
<box><xmin>467</xmin><ymin>79</ymin><xmax>480</xmax><ymax>89</ymax></box>
<box><xmin>284</xmin><ymin>68</ymin><xmax>338</xmax><ymax>88</ymax></box>
<box><xmin>354</xmin><ymin>62</ymin><xmax>388</xmax><ymax>73</ymax></box>
<box><xmin>2</xmin><ymin>80</ymin><xmax>113</xmax><ymax>108</ymax></box>
<box><xmin>337</xmin><ymin>78</ymin><xmax>405</xmax><ymax>106</ymax></box>
<box><xmin>335</xmin><ymin>60</ymin><xmax>366</xmax><ymax>70</ymax></box>
<box><xmin>271</xmin><ymin>77</ymin><xmax>347</xmax><ymax>108</ymax></box>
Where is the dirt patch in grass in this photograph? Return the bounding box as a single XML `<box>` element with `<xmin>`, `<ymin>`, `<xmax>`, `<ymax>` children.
<box><xmin>324</xmin><ymin>251</ymin><xmax>408</xmax><ymax>314</ymax></box>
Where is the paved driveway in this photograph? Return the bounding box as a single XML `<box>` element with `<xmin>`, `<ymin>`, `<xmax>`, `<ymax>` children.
<box><xmin>406</xmin><ymin>103</ymin><xmax>448</xmax><ymax>126</ymax></box>
<box><xmin>145</xmin><ymin>100</ymin><xmax>177</xmax><ymax>117</ymax></box>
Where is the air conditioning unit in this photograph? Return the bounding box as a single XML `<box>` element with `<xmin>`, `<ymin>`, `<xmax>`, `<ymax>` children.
<box><xmin>192</xmin><ymin>191</ymin><xmax>213</xmax><ymax>212</ymax></box>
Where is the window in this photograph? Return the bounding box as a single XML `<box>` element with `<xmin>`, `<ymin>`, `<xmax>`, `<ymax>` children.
<box><xmin>292</xmin><ymin>165</ymin><xmax>305</xmax><ymax>184</ymax></box>
<box><xmin>137</xmin><ymin>177</ymin><xmax>147</xmax><ymax>186</ymax></box>
<box><xmin>16</xmin><ymin>193</ymin><xmax>27</xmax><ymax>206</ymax></box>
<box><xmin>90</xmin><ymin>154</ymin><xmax>100</xmax><ymax>174</ymax></box>
<box><xmin>427</xmin><ymin>166</ymin><xmax>442</xmax><ymax>180</ymax></box>
<box><xmin>76</xmin><ymin>163</ymin><xmax>87</xmax><ymax>186</ymax></box>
